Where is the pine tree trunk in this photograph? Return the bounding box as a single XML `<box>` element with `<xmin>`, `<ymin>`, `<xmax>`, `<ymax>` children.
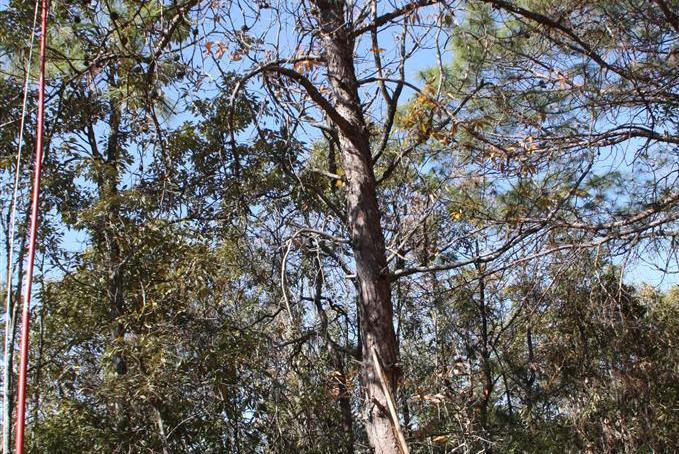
<box><xmin>313</xmin><ymin>2</ymin><xmax>401</xmax><ymax>452</ymax></box>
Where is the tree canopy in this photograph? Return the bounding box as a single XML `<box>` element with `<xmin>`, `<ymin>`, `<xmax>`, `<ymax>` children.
<box><xmin>0</xmin><ymin>0</ymin><xmax>677</xmax><ymax>452</ymax></box>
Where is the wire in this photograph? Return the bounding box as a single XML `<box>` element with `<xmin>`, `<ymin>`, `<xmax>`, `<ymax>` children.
<box><xmin>15</xmin><ymin>0</ymin><xmax>49</xmax><ymax>451</ymax></box>
<box><xmin>1</xmin><ymin>0</ymin><xmax>41</xmax><ymax>452</ymax></box>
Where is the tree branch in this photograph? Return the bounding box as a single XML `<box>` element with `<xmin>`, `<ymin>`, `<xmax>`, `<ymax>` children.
<box><xmin>352</xmin><ymin>0</ymin><xmax>440</xmax><ymax>37</ymax></box>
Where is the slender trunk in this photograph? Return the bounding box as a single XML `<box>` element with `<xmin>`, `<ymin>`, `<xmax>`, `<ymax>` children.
<box><xmin>100</xmin><ymin>104</ymin><xmax>128</xmax><ymax>451</ymax></box>
<box><xmin>313</xmin><ymin>261</ymin><xmax>354</xmax><ymax>453</ymax></box>
<box><xmin>96</xmin><ymin>88</ymin><xmax>126</xmax><ymax>377</ymax></box>
<box><xmin>2</xmin><ymin>194</ymin><xmax>15</xmax><ymax>454</ymax></box>
<box><xmin>87</xmin><ymin>74</ymin><xmax>127</xmax><ymax>445</ymax></box>
<box><xmin>475</xmin><ymin>253</ymin><xmax>493</xmax><ymax>431</ymax></box>
<box><xmin>501</xmin><ymin>369</ymin><xmax>513</xmax><ymax>417</ymax></box>
<box><xmin>153</xmin><ymin>405</ymin><xmax>170</xmax><ymax>454</ymax></box>
<box><xmin>1</xmin><ymin>299</ymin><xmax>14</xmax><ymax>454</ymax></box>
<box><xmin>525</xmin><ymin>327</ymin><xmax>535</xmax><ymax>417</ymax></box>
<box><xmin>2</xmin><ymin>223</ymin><xmax>27</xmax><ymax>454</ymax></box>
<box><xmin>395</xmin><ymin>243</ymin><xmax>410</xmax><ymax>435</ymax></box>
<box><xmin>31</xmin><ymin>266</ymin><xmax>46</xmax><ymax>434</ymax></box>
<box><xmin>2</xmin><ymin>294</ymin><xmax>21</xmax><ymax>454</ymax></box>
<box><xmin>313</xmin><ymin>2</ymin><xmax>400</xmax><ymax>451</ymax></box>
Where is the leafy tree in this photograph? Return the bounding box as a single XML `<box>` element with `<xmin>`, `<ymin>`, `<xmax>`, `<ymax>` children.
<box><xmin>0</xmin><ymin>1</ymin><xmax>677</xmax><ymax>453</ymax></box>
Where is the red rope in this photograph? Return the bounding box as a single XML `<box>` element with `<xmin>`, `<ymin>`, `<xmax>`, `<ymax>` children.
<box><xmin>15</xmin><ymin>0</ymin><xmax>48</xmax><ymax>451</ymax></box>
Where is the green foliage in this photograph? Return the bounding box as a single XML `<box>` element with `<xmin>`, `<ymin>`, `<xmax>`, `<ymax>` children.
<box><xmin>0</xmin><ymin>0</ymin><xmax>677</xmax><ymax>452</ymax></box>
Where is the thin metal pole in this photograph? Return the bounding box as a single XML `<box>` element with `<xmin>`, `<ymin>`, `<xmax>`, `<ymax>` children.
<box><xmin>15</xmin><ymin>0</ymin><xmax>48</xmax><ymax>451</ymax></box>
<box><xmin>2</xmin><ymin>1</ymin><xmax>41</xmax><ymax>451</ymax></box>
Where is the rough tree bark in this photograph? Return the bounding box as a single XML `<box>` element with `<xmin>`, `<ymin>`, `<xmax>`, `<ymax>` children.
<box><xmin>312</xmin><ymin>1</ymin><xmax>401</xmax><ymax>452</ymax></box>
